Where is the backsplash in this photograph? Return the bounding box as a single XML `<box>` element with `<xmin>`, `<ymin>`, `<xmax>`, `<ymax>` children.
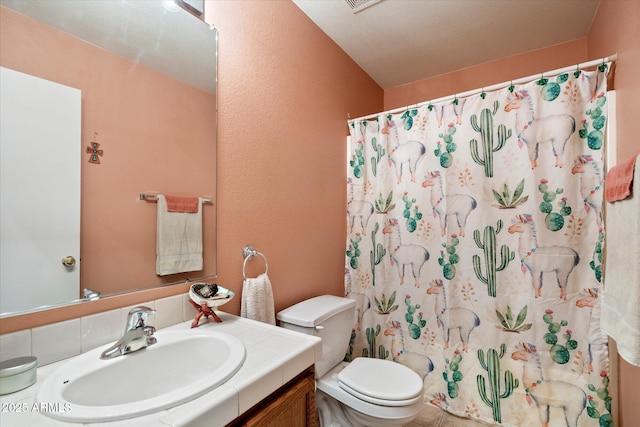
<box><xmin>0</xmin><ymin>293</ymin><xmax>195</xmax><ymax>365</ymax></box>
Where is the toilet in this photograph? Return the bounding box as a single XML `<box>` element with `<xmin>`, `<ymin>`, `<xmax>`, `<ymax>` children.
<box><xmin>277</xmin><ymin>295</ymin><xmax>424</xmax><ymax>427</ymax></box>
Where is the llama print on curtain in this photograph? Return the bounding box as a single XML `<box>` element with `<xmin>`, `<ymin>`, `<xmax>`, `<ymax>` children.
<box><xmin>345</xmin><ymin>65</ymin><xmax>612</xmax><ymax>427</ymax></box>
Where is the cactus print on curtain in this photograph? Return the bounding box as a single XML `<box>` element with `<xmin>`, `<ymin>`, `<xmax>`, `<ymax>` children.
<box><xmin>345</xmin><ymin>65</ymin><xmax>612</xmax><ymax>427</ymax></box>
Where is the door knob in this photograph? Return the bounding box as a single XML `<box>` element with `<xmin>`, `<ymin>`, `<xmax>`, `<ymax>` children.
<box><xmin>62</xmin><ymin>256</ymin><xmax>76</xmax><ymax>267</ymax></box>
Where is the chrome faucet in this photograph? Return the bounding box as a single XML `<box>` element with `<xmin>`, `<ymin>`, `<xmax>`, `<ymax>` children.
<box><xmin>100</xmin><ymin>306</ymin><xmax>157</xmax><ymax>359</ymax></box>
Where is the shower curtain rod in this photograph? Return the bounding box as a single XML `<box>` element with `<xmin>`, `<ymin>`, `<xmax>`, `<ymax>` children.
<box><xmin>349</xmin><ymin>54</ymin><xmax>617</xmax><ymax>123</ymax></box>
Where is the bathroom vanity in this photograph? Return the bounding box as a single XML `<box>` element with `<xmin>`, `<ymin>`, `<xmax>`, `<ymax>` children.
<box><xmin>228</xmin><ymin>366</ymin><xmax>316</xmax><ymax>426</ymax></box>
<box><xmin>0</xmin><ymin>313</ymin><xmax>321</xmax><ymax>426</ymax></box>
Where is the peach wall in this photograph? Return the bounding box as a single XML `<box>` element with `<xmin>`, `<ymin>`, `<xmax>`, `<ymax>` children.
<box><xmin>384</xmin><ymin>38</ymin><xmax>588</xmax><ymax>111</ymax></box>
<box><xmin>208</xmin><ymin>0</ymin><xmax>383</xmax><ymax>316</ymax></box>
<box><xmin>588</xmin><ymin>0</ymin><xmax>640</xmax><ymax>162</ymax></box>
<box><xmin>587</xmin><ymin>1</ymin><xmax>640</xmax><ymax>425</ymax></box>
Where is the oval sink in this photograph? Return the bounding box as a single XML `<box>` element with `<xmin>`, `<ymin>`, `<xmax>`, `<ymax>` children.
<box><xmin>36</xmin><ymin>329</ymin><xmax>246</xmax><ymax>423</ymax></box>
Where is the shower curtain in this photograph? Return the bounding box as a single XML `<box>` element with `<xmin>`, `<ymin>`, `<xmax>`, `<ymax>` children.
<box><xmin>345</xmin><ymin>65</ymin><xmax>611</xmax><ymax>427</ymax></box>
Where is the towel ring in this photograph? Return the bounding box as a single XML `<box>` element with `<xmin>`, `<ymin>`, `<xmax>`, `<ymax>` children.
<box><xmin>242</xmin><ymin>245</ymin><xmax>268</xmax><ymax>279</ymax></box>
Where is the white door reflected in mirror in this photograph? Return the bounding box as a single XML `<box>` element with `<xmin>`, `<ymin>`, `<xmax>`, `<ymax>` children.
<box><xmin>0</xmin><ymin>67</ymin><xmax>81</xmax><ymax>315</ymax></box>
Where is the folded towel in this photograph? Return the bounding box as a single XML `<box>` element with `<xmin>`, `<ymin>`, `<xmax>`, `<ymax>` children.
<box><xmin>241</xmin><ymin>273</ymin><xmax>275</xmax><ymax>325</ymax></box>
<box><xmin>165</xmin><ymin>195</ymin><xmax>200</xmax><ymax>213</ymax></box>
<box><xmin>604</xmin><ymin>154</ymin><xmax>638</xmax><ymax>202</ymax></box>
<box><xmin>156</xmin><ymin>194</ymin><xmax>203</xmax><ymax>276</ymax></box>
<box><xmin>601</xmin><ymin>157</ymin><xmax>640</xmax><ymax>366</ymax></box>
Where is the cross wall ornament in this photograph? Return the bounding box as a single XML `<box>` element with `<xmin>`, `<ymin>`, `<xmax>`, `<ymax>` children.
<box><xmin>86</xmin><ymin>132</ymin><xmax>104</xmax><ymax>164</ymax></box>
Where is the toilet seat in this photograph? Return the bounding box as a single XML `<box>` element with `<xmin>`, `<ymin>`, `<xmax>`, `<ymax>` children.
<box><xmin>317</xmin><ymin>362</ymin><xmax>424</xmax><ymax>424</ymax></box>
<box><xmin>337</xmin><ymin>358</ymin><xmax>423</xmax><ymax>407</ymax></box>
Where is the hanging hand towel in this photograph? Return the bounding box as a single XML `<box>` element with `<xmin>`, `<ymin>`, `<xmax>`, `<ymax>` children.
<box><xmin>165</xmin><ymin>194</ymin><xmax>200</xmax><ymax>213</ymax></box>
<box><xmin>156</xmin><ymin>194</ymin><xmax>203</xmax><ymax>276</ymax></box>
<box><xmin>604</xmin><ymin>153</ymin><xmax>638</xmax><ymax>202</ymax></box>
<box><xmin>241</xmin><ymin>273</ymin><xmax>275</xmax><ymax>325</ymax></box>
<box><xmin>601</xmin><ymin>156</ymin><xmax>640</xmax><ymax>366</ymax></box>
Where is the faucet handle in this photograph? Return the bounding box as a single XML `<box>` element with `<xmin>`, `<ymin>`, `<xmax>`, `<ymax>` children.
<box><xmin>126</xmin><ymin>306</ymin><xmax>156</xmax><ymax>331</ymax></box>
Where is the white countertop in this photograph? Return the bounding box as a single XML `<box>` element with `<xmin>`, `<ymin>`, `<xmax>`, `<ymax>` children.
<box><xmin>0</xmin><ymin>313</ymin><xmax>321</xmax><ymax>427</ymax></box>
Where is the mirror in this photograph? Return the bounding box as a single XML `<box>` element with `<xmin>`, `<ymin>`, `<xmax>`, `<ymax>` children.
<box><xmin>0</xmin><ymin>0</ymin><xmax>217</xmax><ymax>317</ymax></box>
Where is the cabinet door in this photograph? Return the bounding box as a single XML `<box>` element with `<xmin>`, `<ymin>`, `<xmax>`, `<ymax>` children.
<box><xmin>243</xmin><ymin>374</ymin><xmax>315</xmax><ymax>427</ymax></box>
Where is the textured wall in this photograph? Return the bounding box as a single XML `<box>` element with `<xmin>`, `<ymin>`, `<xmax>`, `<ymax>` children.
<box><xmin>209</xmin><ymin>0</ymin><xmax>383</xmax><ymax>315</ymax></box>
<box><xmin>384</xmin><ymin>38</ymin><xmax>588</xmax><ymax>111</ymax></box>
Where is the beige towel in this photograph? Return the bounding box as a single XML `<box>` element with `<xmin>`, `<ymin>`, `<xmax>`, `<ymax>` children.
<box><xmin>156</xmin><ymin>194</ymin><xmax>203</xmax><ymax>276</ymax></box>
<box><xmin>241</xmin><ymin>273</ymin><xmax>275</xmax><ymax>325</ymax></box>
<box><xmin>601</xmin><ymin>156</ymin><xmax>640</xmax><ymax>366</ymax></box>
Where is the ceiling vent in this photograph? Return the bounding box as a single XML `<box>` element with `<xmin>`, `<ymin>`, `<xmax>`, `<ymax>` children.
<box><xmin>345</xmin><ymin>0</ymin><xmax>384</xmax><ymax>14</ymax></box>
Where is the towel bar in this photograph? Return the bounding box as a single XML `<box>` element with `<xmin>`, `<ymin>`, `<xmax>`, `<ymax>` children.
<box><xmin>140</xmin><ymin>193</ymin><xmax>212</xmax><ymax>204</ymax></box>
<box><xmin>242</xmin><ymin>245</ymin><xmax>268</xmax><ymax>279</ymax></box>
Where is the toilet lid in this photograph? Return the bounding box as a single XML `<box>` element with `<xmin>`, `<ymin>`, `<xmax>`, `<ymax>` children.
<box><xmin>337</xmin><ymin>358</ymin><xmax>423</xmax><ymax>406</ymax></box>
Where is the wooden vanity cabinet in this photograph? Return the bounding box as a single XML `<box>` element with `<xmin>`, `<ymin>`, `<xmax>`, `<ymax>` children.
<box><xmin>227</xmin><ymin>366</ymin><xmax>316</xmax><ymax>427</ymax></box>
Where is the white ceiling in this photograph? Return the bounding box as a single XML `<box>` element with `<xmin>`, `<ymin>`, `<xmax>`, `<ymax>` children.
<box><xmin>293</xmin><ymin>0</ymin><xmax>600</xmax><ymax>89</ymax></box>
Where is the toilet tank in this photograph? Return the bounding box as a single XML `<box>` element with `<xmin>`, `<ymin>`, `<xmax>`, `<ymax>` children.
<box><xmin>277</xmin><ymin>295</ymin><xmax>356</xmax><ymax>378</ymax></box>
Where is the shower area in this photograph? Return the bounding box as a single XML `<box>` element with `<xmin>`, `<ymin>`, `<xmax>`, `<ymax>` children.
<box><xmin>345</xmin><ymin>61</ymin><xmax>614</xmax><ymax>426</ymax></box>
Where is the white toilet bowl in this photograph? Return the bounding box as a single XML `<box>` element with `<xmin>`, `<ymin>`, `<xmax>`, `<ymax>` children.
<box><xmin>316</xmin><ymin>360</ymin><xmax>424</xmax><ymax>427</ymax></box>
